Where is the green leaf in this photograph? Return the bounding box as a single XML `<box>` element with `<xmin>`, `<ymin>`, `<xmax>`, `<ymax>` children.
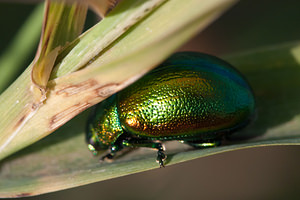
<box><xmin>0</xmin><ymin>4</ymin><xmax>44</xmax><ymax>93</ymax></box>
<box><xmin>1</xmin><ymin>41</ymin><xmax>300</xmax><ymax>197</ymax></box>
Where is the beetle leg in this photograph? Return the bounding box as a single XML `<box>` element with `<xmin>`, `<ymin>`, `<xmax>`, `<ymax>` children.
<box><xmin>100</xmin><ymin>142</ymin><xmax>123</xmax><ymax>162</ymax></box>
<box><xmin>100</xmin><ymin>133</ymin><xmax>166</xmax><ymax>167</ymax></box>
<box><xmin>157</xmin><ymin>148</ymin><xmax>166</xmax><ymax>168</ymax></box>
<box><xmin>100</xmin><ymin>153</ymin><xmax>114</xmax><ymax>161</ymax></box>
<box><xmin>122</xmin><ymin>138</ymin><xmax>166</xmax><ymax>167</ymax></box>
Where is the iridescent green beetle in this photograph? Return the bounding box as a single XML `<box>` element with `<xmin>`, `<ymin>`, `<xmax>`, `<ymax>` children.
<box><xmin>86</xmin><ymin>52</ymin><xmax>255</xmax><ymax>167</ymax></box>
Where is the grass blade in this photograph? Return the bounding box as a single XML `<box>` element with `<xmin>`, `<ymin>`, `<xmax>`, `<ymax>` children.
<box><xmin>1</xmin><ymin>42</ymin><xmax>300</xmax><ymax>197</ymax></box>
<box><xmin>0</xmin><ymin>4</ymin><xmax>43</xmax><ymax>93</ymax></box>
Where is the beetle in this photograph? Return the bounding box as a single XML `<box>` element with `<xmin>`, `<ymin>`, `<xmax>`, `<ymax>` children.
<box><xmin>86</xmin><ymin>52</ymin><xmax>255</xmax><ymax>167</ymax></box>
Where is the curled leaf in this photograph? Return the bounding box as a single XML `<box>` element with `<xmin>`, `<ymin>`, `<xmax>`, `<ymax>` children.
<box><xmin>31</xmin><ymin>0</ymin><xmax>87</xmax><ymax>96</ymax></box>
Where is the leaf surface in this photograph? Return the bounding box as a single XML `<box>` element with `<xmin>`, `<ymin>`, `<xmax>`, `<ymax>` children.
<box><xmin>1</xmin><ymin>42</ymin><xmax>300</xmax><ymax>197</ymax></box>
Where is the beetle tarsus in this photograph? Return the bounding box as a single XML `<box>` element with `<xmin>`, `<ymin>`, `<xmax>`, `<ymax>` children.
<box><xmin>157</xmin><ymin>149</ymin><xmax>166</xmax><ymax>168</ymax></box>
<box><xmin>100</xmin><ymin>153</ymin><xmax>114</xmax><ymax>162</ymax></box>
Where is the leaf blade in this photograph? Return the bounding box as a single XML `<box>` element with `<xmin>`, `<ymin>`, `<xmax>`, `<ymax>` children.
<box><xmin>1</xmin><ymin>42</ymin><xmax>300</xmax><ymax>197</ymax></box>
<box><xmin>0</xmin><ymin>4</ymin><xmax>44</xmax><ymax>93</ymax></box>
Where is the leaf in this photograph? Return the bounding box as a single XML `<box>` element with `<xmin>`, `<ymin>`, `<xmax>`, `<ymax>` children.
<box><xmin>225</xmin><ymin>42</ymin><xmax>300</xmax><ymax>141</ymax></box>
<box><xmin>0</xmin><ymin>0</ymin><xmax>236</xmax><ymax>162</ymax></box>
<box><xmin>1</xmin><ymin>42</ymin><xmax>300</xmax><ymax>197</ymax></box>
<box><xmin>31</xmin><ymin>0</ymin><xmax>87</xmax><ymax>95</ymax></box>
<box><xmin>0</xmin><ymin>0</ymin><xmax>87</xmax><ymax>161</ymax></box>
<box><xmin>0</xmin><ymin>4</ymin><xmax>44</xmax><ymax>93</ymax></box>
<box><xmin>50</xmin><ymin>0</ymin><xmax>167</xmax><ymax>79</ymax></box>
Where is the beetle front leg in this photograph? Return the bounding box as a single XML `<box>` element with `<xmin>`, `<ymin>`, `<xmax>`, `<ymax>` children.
<box><xmin>100</xmin><ymin>143</ymin><xmax>123</xmax><ymax>161</ymax></box>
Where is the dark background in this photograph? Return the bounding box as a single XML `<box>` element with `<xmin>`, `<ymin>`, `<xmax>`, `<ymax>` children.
<box><xmin>1</xmin><ymin>0</ymin><xmax>300</xmax><ymax>199</ymax></box>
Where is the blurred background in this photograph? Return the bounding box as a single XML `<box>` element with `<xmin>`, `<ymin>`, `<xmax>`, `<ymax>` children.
<box><xmin>1</xmin><ymin>0</ymin><xmax>300</xmax><ymax>199</ymax></box>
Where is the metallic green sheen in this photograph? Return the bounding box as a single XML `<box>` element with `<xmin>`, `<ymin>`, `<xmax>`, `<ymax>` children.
<box><xmin>86</xmin><ymin>95</ymin><xmax>123</xmax><ymax>148</ymax></box>
<box><xmin>86</xmin><ymin>52</ymin><xmax>255</xmax><ymax>147</ymax></box>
